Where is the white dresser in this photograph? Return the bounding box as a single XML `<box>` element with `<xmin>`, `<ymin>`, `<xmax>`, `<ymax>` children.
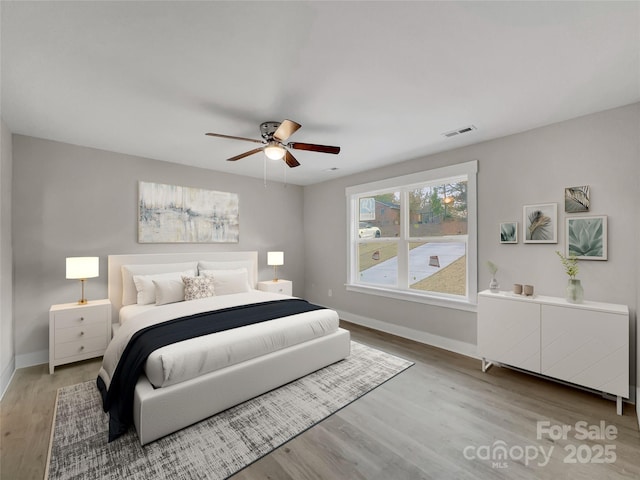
<box><xmin>49</xmin><ymin>299</ymin><xmax>111</xmax><ymax>374</ymax></box>
<box><xmin>477</xmin><ymin>290</ymin><xmax>629</xmax><ymax>414</ymax></box>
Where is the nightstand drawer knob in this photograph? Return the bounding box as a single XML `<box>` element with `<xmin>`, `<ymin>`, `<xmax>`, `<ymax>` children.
<box><xmin>80</xmin><ymin>331</ymin><xmax>85</xmax><ymax>336</ymax></box>
<box><xmin>80</xmin><ymin>345</ymin><xmax>85</xmax><ymax>351</ymax></box>
<box><xmin>80</xmin><ymin>317</ymin><xmax>85</xmax><ymax>321</ymax></box>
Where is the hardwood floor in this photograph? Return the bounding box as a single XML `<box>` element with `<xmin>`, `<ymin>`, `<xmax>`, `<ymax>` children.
<box><xmin>2</xmin><ymin>321</ymin><xmax>639</xmax><ymax>479</ymax></box>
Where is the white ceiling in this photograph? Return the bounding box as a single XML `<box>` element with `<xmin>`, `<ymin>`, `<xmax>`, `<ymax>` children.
<box><xmin>2</xmin><ymin>1</ymin><xmax>639</xmax><ymax>186</ymax></box>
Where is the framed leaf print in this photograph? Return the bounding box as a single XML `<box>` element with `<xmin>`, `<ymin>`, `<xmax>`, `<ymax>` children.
<box><xmin>566</xmin><ymin>215</ymin><xmax>607</xmax><ymax>260</ymax></box>
<box><xmin>500</xmin><ymin>222</ymin><xmax>518</xmax><ymax>244</ymax></box>
<box><xmin>565</xmin><ymin>185</ymin><xmax>590</xmax><ymax>213</ymax></box>
<box><xmin>523</xmin><ymin>203</ymin><xmax>557</xmax><ymax>244</ymax></box>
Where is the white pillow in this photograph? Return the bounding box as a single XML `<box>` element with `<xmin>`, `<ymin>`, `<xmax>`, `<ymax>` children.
<box><xmin>198</xmin><ymin>261</ymin><xmax>254</xmax><ymax>286</ymax></box>
<box><xmin>182</xmin><ymin>275</ymin><xmax>215</xmax><ymax>301</ymax></box>
<box><xmin>201</xmin><ymin>268</ymin><xmax>251</xmax><ymax>296</ymax></box>
<box><xmin>153</xmin><ymin>278</ymin><xmax>186</xmax><ymax>306</ymax></box>
<box><xmin>121</xmin><ymin>262</ymin><xmax>198</xmax><ymax>306</ymax></box>
<box><xmin>133</xmin><ymin>270</ymin><xmax>195</xmax><ymax>305</ymax></box>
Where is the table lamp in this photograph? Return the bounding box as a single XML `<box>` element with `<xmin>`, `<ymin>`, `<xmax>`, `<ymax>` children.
<box><xmin>66</xmin><ymin>257</ymin><xmax>99</xmax><ymax>304</ymax></box>
<box><xmin>267</xmin><ymin>251</ymin><xmax>284</xmax><ymax>282</ymax></box>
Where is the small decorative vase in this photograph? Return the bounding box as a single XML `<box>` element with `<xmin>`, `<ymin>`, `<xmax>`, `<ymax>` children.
<box><xmin>566</xmin><ymin>278</ymin><xmax>584</xmax><ymax>304</ymax></box>
<box><xmin>489</xmin><ymin>277</ymin><xmax>499</xmax><ymax>293</ymax></box>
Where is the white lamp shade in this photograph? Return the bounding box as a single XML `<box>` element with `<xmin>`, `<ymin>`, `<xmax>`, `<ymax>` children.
<box><xmin>264</xmin><ymin>144</ymin><xmax>286</xmax><ymax>160</ymax></box>
<box><xmin>66</xmin><ymin>257</ymin><xmax>99</xmax><ymax>279</ymax></box>
<box><xmin>267</xmin><ymin>251</ymin><xmax>284</xmax><ymax>266</ymax></box>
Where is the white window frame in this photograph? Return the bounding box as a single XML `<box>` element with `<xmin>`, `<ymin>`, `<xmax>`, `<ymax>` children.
<box><xmin>345</xmin><ymin>160</ymin><xmax>478</xmax><ymax>311</ymax></box>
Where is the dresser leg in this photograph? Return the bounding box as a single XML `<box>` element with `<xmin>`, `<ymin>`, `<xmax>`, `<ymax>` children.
<box><xmin>616</xmin><ymin>396</ymin><xmax>622</xmax><ymax>415</ymax></box>
<box><xmin>481</xmin><ymin>358</ymin><xmax>493</xmax><ymax>373</ymax></box>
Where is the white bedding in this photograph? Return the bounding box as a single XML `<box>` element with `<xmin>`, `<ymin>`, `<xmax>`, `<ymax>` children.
<box><xmin>119</xmin><ymin>304</ymin><xmax>156</xmax><ymax>324</ymax></box>
<box><xmin>99</xmin><ymin>290</ymin><xmax>339</xmax><ymax>389</ymax></box>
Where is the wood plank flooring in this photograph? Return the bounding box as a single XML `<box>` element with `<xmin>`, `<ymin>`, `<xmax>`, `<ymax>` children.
<box><xmin>1</xmin><ymin>321</ymin><xmax>639</xmax><ymax>479</ymax></box>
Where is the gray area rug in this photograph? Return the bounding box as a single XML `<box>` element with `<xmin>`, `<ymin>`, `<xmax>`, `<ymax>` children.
<box><xmin>46</xmin><ymin>341</ymin><xmax>413</xmax><ymax>480</ymax></box>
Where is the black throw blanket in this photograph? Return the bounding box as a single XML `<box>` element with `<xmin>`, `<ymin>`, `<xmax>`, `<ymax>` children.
<box><xmin>96</xmin><ymin>299</ymin><xmax>326</xmax><ymax>442</ymax></box>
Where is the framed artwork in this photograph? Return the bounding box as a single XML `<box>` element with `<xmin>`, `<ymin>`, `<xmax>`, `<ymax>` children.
<box><xmin>566</xmin><ymin>215</ymin><xmax>607</xmax><ymax>260</ymax></box>
<box><xmin>565</xmin><ymin>185</ymin><xmax>590</xmax><ymax>213</ymax></box>
<box><xmin>500</xmin><ymin>222</ymin><xmax>518</xmax><ymax>244</ymax></box>
<box><xmin>138</xmin><ymin>181</ymin><xmax>239</xmax><ymax>243</ymax></box>
<box><xmin>523</xmin><ymin>203</ymin><xmax>557</xmax><ymax>243</ymax></box>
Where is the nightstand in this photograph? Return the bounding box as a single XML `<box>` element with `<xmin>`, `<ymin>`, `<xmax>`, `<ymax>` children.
<box><xmin>257</xmin><ymin>279</ymin><xmax>293</xmax><ymax>296</ymax></box>
<box><xmin>49</xmin><ymin>299</ymin><xmax>111</xmax><ymax>374</ymax></box>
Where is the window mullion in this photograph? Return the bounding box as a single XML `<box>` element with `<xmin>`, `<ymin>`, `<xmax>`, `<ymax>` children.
<box><xmin>397</xmin><ymin>189</ymin><xmax>409</xmax><ymax>289</ymax></box>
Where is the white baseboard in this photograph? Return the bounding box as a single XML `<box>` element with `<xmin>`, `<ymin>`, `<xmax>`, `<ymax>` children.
<box><xmin>0</xmin><ymin>357</ymin><xmax>15</xmax><ymax>401</ymax></box>
<box><xmin>335</xmin><ymin>308</ymin><xmax>478</xmax><ymax>359</ymax></box>
<box><xmin>15</xmin><ymin>349</ymin><xmax>48</xmax><ymax>369</ymax></box>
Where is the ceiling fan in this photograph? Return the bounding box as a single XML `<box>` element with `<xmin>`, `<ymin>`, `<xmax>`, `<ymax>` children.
<box><xmin>206</xmin><ymin>119</ymin><xmax>340</xmax><ymax>168</ymax></box>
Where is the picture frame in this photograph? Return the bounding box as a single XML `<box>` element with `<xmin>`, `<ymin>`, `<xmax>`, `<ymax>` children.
<box><xmin>565</xmin><ymin>185</ymin><xmax>590</xmax><ymax>213</ymax></box>
<box><xmin>499</xmin><ymin>222</ymin><xmax>518</xmax><ymax>244</ymax></box>
<box><xmin>523</xmin><ymin>203</ymin><xmax>557</xmax><ymax>244</ymax></box>
<box><xmin>138</xmin><ymin>181</ymin><xmax>239</xmax><ymax>243</ymax></box>
<box><xmin>566</xmin><ymin>215</ymin><xmax>607</xmax><ymax>260</ymax></box>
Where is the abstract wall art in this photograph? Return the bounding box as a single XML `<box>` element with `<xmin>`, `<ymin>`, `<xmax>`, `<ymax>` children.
<box><xmin>138</xmin><ymin>181</ymin><xmax>239</xmax><ymax>243</ymax></box>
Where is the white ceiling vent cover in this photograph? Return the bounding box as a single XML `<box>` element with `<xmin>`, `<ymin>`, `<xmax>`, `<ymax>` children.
<box><xmin>443</xmin><ymin>125</ymin><xmax>477</xmax><ymax>138</ymax></box>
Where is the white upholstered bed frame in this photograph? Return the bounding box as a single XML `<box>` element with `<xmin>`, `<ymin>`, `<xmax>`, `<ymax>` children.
<box><xmin>107</xmin><ymin>252</ymin><xmax>351</xmax><ymax>445</ymax></box>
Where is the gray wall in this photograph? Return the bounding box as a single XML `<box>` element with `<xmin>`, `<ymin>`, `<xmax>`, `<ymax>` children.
<box><xmin>12</xmin><ymin>135</ymin><xmax>305</xmax><ymax>366</ymax></box>
<box><xmin>7</xmin><ymin>103</ymin><xmax>640</xmax><ymax>405</ymax></box>
<box><xmin>0</xmin><ymin>118</ymin><xmax>14</xmax><ymax>396</ymax></box>
<box><xmin>304</xmin><ymin>103</ymin><xmax>639</xmax><ymax>397</ymax></box>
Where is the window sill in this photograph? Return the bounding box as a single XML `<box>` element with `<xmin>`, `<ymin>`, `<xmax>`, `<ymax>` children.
<box><xmin>345</xmin><ymin>284</ymin><xmax>477</xmax><ymax>312</ymax></box>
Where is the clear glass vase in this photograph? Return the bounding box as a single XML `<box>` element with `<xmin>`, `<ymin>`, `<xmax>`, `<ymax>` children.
<box><xmin>566</xmin><ymin>278</ymin><xmax>584</xmax><ymax>304</ymax></box>
<box><xmin>489</xmin><ymin>277</ymin><xmax>499</xmax><ymax>293</ymax></box>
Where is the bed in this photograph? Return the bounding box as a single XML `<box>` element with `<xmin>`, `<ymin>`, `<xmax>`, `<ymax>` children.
<box><xmin>101</xmin><ymin>252</ymin><xmax>351</xmax><ymax>445</ymax></box>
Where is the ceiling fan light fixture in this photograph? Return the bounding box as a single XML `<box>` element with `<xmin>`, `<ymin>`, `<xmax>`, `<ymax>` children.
<box><xmin>264</xmin><ymin>143</ymin><xmax>285</xmax><ymax>160</ymax></box>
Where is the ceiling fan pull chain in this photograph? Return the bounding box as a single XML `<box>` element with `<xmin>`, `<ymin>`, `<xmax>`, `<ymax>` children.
<box><xmin>283</xmin><ymin>160</ymin><xmax>287</xmax><ymax>187</ymax></box>
<box><xmin>263</xmin><ymin>154</ymin><xmax>267</xmax><ymax>188</ymax></box>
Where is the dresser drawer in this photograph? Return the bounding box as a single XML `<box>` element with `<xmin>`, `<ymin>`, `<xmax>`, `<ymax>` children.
<box><xmin>53</xmin><ymin>306</ymin><xmax>108</xmax><ymax>329</ymax></box>
<box><xmin>54</xmin><ymin>335</ymin><xmax>108</xmax><ymax>360</ymax></box>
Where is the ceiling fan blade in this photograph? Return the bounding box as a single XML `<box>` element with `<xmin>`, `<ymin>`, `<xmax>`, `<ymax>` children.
<box><xmin>288</xmin><ymin>142</ymin><xmax>340</xmax><ymax>155</ymax></box>
<box><xmin>273</xmin><ymin>119</ymin><xmax>302</xmax><ymax>142</ymax></box>
<box><xmin>206</xmin><ymin>132</ymin><xmax>264</xmax><ymax>145</ymax></box>
<box><xmin>284</xmin><ymin>150</ymin><xmax>301</xmax><ymax>168</ymax></box>
<box><xmin>227</xmin><ymin>147</ymin><xmax>264</xmax><ymax>162</ymax></box>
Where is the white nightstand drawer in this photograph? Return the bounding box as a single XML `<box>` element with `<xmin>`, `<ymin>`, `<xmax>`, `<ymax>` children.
<box><xmin>55</xmin><ymin>336</ymin><xmax>108</xmax><ymax>360</ymax></box>
<box><xmin>53</xmin><ymin>306</ymin><xmax>108</xmax><ymax>329</ymax></box>
<box><xmin>258</xmin><ymin>280</ymin><xmax>293</xmax><ymax>296</ymax></box>
<box><xmin>55</xmin><ymin>323</ymin><xmax>106</xmax><ymax>344</ymax></box>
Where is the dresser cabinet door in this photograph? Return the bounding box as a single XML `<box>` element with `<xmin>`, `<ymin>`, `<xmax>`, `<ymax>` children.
<box><xmin>541</xmin><ymin>305</ymin><xmax>629</xmax><ymax>398</ymax></box>
<box><xmin>478</xmin><ymin>296</ymin><xmax>541</xmax><ymax>373</ymax></box>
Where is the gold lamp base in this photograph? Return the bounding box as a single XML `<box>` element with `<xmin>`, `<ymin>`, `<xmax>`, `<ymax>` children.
<box><xmin>77</xmin><ymin>279</ymin><xmax>88</xmax><ymax>305</ymax></box>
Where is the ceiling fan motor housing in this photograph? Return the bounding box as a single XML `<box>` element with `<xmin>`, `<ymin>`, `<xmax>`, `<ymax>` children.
<box><xmin>260</xmin><ymin>121</ymin><xmax>281</xmax><ymax>140</ymax></box>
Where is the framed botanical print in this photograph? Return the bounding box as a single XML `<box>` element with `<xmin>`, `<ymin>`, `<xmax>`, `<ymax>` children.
<box><xmin>566</xmin><ymin>215</ymin><xmax>607</xmax><ymax>260</ymax></box>
<box><xmin>523</xmin><ymin>203</ymin><xmax>557</xmax><ymax>244</ymax></box>
<box><xmin>500</xmin><ymin>222</ymin><xmax>518</xmax><ymax>244</ymax></box>
<box><xmin>565</xmin><ymin>185</ymin><xmax>590</xmax><ymax>213</ymax></box>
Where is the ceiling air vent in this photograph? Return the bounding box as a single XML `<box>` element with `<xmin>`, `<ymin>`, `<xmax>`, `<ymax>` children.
<box><xmin>442</xmin><ymin>125</ymin><xmax>477</xmax><ymax>138</ymax></box>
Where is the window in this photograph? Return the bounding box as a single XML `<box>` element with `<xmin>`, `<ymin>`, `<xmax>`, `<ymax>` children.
<box><xmin>346</xmin><ymin>161</ymin><xmax>477</xmax><ymax>310</ymax></box>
